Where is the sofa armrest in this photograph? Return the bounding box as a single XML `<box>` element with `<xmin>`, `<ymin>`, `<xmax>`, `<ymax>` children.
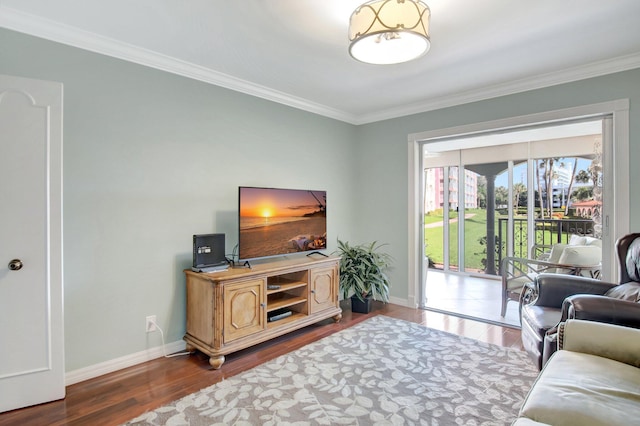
<box><xmin>563</xmin><ymin>294</ymin><xmax>640</xmax><ymax>327</ymax></box>
<box><xmin>533</xmin><ymin>273</ymin><xmax>615</xmax><ymax>308</ymax></box>
<box><xmin>558</xmin><ymin>319</ymin><xmax>640</xmax><ymax>367</ymax></box>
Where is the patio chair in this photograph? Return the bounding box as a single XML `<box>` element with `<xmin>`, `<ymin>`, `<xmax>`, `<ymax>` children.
<box><xmin>500</xmin><ymin>238</ymin><xmax>602</xmax><ymax>317</ymax></box>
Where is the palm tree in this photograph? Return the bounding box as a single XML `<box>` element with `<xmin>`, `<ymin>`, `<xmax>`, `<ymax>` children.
<box><xmin>476</xmin><ymin>176</ymin><xmax>487</xmax><ymax>209</ymax></box>
<box><xmin>536</xmin><ymin>161</ymin><xmax>544</xmax><ymax>218</ymax></box>
<box><xmin>575</xmin><ymin>169</ymin><xmax>592</xmax><ymax>185</ymax></box>
<box><xmin>537</xmin><ymin>158</ymin><xmax>559</xmax><ymax>218</ymax></box>
<box><xmin>513</xmin><ymin>182</ymin><xmax>527</xmax><ymax>212</ymax></box>
<box><xmin>563</xmin><ymin>159</ymin><xmax>579</xmax><ymax>215</ymax></box>
<box><xmin>495</xmin><ymin>186</ymin><xmax>509</xmax><ymax>208</ymax></box>
<box><xmin>572</xmin><ymin>169</ymin><xmax>594</xmax><ymax>202</ymax></box>
<box><xmin>572</xmin><ymin>186</ymin><xmax>593</xmax><ymax>201</ymax></box>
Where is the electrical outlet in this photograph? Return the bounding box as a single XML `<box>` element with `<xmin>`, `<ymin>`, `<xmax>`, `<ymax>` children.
<box><xmin>146</xmin><ymin>315</ymin><xmax>157</xmax><ymax>333</ymax></box>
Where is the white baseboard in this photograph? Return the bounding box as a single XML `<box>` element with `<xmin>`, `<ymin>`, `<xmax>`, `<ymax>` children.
<box><xmin>65</xmin><ymin>340</ymin><xmax>187</xmax><ymax>386</ymax></box>
<box><xmin>65</xmin><ymin>300</ymin><xmax>410</xmax><ymax>386</ymax></box>
<box><xmin>388</xmin><ymin>296</ymin><xmax>410</xmax><ymax>307</ymax></box>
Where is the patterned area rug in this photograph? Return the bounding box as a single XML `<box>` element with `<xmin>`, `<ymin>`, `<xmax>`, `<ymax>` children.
<box><xmin>124</xmin><ymin>315</ymin><xmax>538</xmax><ymax>425</ymax></box>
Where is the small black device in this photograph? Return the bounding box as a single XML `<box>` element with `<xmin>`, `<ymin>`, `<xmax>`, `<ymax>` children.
<box><xmin>268</xmin><ymin>309</ymin><xmax>292</xmax><ymax>322</ymax></box>
<box><xmin>267</xmin><ymin>284</ymin><xmax>281</xmax><ymax>290</ymax></box>
<box><xmin>192</xmin><ymin>233</ymin><xmax>228</xmax><ymax>273</ymax></box>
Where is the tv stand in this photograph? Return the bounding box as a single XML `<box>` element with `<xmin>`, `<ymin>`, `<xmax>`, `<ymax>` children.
<box><xmin>184</xmin><ymin>256</ymin><xmax>342</xmax><ymax>369</ymax></box>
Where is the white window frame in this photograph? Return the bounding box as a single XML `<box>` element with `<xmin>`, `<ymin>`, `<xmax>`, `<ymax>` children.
<box><xmin>407</xmin><ymin>100</ymin><xmax>629</xmax><ymax>309</ymax></box>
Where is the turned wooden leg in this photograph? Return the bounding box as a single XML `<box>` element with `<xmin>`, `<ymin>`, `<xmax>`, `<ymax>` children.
<box><xmin>209</xmin><ymin>355</ymin><xmax>225</xmax><ymax>369</ymax></box>
<box><xmin>333</xmin><ymin>312</ymin><xmax>342</xmax><ymax>323</ymax></box>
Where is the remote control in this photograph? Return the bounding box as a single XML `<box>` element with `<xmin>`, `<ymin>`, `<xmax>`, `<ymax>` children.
<box><xmin>267</xmin><ymin>284</ymin><xmax>281</xmax><ymax>290</ymax></box>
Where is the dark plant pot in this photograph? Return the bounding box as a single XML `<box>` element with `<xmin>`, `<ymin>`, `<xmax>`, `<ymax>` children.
<box><xmin>350</xmin><ymin>295</ymin><xmax>372</xmax><ymax>314</ymax></box>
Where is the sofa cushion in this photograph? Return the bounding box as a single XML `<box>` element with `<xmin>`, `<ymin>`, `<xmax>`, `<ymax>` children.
<box><xmin>519</xmin><ymin>350</ymin><xmax>640</xmax><ymax>425</ymax></box>
<box><xmin>583</xmin><ymin>236</ymin><xmax>602</xmax><ymax>247</ymax></box>
<box><xmin>521</xmin><ymin>305</ymin><xmax>561</xmax><ymax>336</ymax></box>
<box><xmin>567</xmin><ymin>234</ymin><xmax>601</xmax><ymax>247</ymax></box>
<box><xmin>568</xmin><ymin>234</ymin><xmax>587</xmax><ymax>245</ymax></box>
<box><xmin>556</xmin><ymin>245</ymin><xmax>601</xmax><ymax>276</ymax></box>
<box><xmin>604</xmin><ymin>282</ymin><xmax>640</xmax><ymax>302</ymax></box>
<box><xmin>557</xmin><ymin>245</ymin><xmax>601</xmax><ymax>266</ymax></box>
<box><xmin>547</xmin><ymin>243</ymin><xmax>568</xmax><ymax>264</ymax></box>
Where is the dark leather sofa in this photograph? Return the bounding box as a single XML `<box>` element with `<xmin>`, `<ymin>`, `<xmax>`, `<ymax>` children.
<box><xmin>520</xmin><ymin>233</ymin><xmax>640</xmax><ymax>369</ymax></box>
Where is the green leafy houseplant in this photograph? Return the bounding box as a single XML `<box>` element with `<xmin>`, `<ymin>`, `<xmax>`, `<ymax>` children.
<box><xmin>336</xmin><ymin>239</ymin><xmax>392</xmax><ymax>305</ymax></box>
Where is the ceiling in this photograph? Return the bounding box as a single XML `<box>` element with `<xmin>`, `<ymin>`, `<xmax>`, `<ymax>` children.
<box><xmin>2</xmin><ymin>0</ymin><xmax>640</xmax><ymax>124</ymax></box>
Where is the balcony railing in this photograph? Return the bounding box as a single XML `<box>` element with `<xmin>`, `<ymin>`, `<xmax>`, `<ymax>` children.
<box><xmin>497</xmin><ymin>218</ymin><xmax>594</xmax><ymax>266</ymax></box>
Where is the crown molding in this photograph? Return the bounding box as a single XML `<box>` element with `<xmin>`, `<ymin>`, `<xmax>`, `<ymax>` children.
<box><xmin>2</xmin><ymin>6</ymin><xmax>639</xmax><ymax>126</ymax></box>
<box><xmin>354</xmin><ymin>53</ymin><xmax>640</xmax><ymax>124</ymax></box>
<box><xmin>0</xmin><ymin>6</ymin><xmax>357</xmax><ymax>124</ymax></box>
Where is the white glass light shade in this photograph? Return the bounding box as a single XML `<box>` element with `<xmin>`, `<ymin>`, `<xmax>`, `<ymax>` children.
<box><xmin>349</xmin><ymin>0</ymin><xmax>431</xmax><ymax>65</ymax></box>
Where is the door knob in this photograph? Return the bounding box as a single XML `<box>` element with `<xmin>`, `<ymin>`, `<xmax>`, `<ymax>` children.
<box><xmin>8</xmin><ymin>259</ymin><xmax>23</xmax><ymax>271</ymax></box>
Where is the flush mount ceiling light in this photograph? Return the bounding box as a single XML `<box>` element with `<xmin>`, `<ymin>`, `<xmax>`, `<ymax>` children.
<box><xmin>349</xmin><ymin>0</ymin><xmax>431</xmax><ymax>65</ymax></box>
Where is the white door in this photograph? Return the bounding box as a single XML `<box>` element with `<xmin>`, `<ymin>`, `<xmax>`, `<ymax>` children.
<box><xmin>0</xmin><ymin>74</ymin><xmax>64</xmax><ymax>412</ymax></box>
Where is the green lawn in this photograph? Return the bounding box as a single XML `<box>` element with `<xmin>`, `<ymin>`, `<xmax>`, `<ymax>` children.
<box><xmin>425</xmin><ymin>209</ymin><xmax>490</xmax><ymax>270</ymax></box>
<box><xmin>424</xmin><ymin>210</ymin><xmax>457</xmax><ymax>225</ymax></box>
<box><xmin>425</xmin><ymin>209</ymin><xmax>584</xmax><ymax>271</ymax></box>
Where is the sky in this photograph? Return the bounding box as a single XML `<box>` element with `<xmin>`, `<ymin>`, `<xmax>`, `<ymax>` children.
<box><xmin>493</xmin><ymin>157</ymin><xmax>592</xmax><ymax>189</ymax></box>
<box><xmin>239</xmin><ymin>187</ymin><xmax>326</xmax><ymax>218</ymax></box>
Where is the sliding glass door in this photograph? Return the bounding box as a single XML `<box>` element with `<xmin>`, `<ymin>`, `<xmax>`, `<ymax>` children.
<box><xmin>420</xmin><ymin>118</ymin><xmax>607</xmax><ymax>324</ymax></box>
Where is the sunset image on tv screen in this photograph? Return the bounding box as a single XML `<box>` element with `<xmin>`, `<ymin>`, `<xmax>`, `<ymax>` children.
<box><xmin>239</xmin><ymin>187</ymin><xmax>326</xmax><ymax>260</ymax></box>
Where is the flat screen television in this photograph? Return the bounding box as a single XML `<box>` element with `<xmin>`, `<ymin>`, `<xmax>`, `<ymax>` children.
<box><xmin>238</xmin><ymin>186</ymin><xmax>327</xmax><ymax>261</ymax></box>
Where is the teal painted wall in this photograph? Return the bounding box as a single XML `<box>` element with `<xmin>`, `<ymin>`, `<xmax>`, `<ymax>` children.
<box><xmin>0</xmin><ymin>29</ymin><xmax>358</xmax><ymax>371</ymax></box>
<box><xmin>355</xmin><ymin>69</ymin><xmax>639</xmax><ymax>300</ymax></box>
<box><xmin>2</xmin><ymin>27</ymin><xmax>638</xmax><ymax>372</ymax></box>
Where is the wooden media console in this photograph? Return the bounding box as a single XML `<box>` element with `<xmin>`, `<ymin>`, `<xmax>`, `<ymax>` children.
<box><xmin>184</xmin><ymin>256</ymin><xmax>342</xmax><ymax>369</ymax></box>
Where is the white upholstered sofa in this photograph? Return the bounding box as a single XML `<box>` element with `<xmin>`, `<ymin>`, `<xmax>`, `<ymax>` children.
<box><xmin>513</xmin><ymin>319</ymin><xmax>640</xmax><ymax>425</ymax></box>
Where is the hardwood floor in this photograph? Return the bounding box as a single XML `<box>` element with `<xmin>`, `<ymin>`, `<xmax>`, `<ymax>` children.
<box><xmin>0</xmin><ymin>302</ymin><xmax>525</xmax><ymax>426</ymax></box>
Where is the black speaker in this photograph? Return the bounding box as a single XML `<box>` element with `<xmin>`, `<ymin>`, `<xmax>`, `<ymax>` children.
<box><xmin>192</xmin><ymin>233</ymin><xmax>227</xmax><ymax>272</ymax></box>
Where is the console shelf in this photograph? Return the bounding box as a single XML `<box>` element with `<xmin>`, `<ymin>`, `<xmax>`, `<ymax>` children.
<box><xmin>184</xmin><ymin>256</ymin><xmax>342</xmax><ymax>369</ymax></box>
<box><xmin>266</xmin><ymin>312</ymin><xmax>306</xmax><ymax>330</ymax></box>
<box><xmin>267</xmin><ymin>281</ymin><xmax>307</xmax><ymax>294</ymax></box>
<box><xmin>267</xmin><ymin>295</ymin><xmax>307</xmax><ymax>312</ymax></box>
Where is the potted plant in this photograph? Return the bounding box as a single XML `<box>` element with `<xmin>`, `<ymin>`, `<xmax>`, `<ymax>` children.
<box><xmin>336</xmin><ymin>239</ymin><xmax>392</xmax><ymax>313</ymax></box>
